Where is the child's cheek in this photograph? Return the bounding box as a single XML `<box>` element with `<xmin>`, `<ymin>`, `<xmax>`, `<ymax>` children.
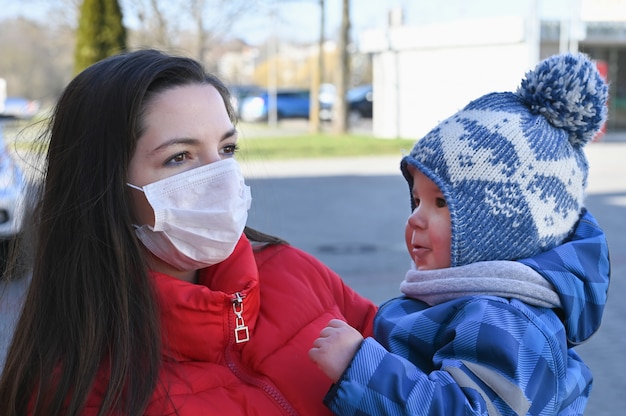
<box><xmin>404</xmin><ymin>221</ymin><xmax>413</xmax><ymax>256</ymax></box>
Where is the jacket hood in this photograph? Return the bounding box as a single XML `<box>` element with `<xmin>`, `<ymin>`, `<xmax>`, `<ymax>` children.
<box><xmin>519</xmin><ymin>209</ymin><xmax>610</xmax><ymax>346</ymax></box>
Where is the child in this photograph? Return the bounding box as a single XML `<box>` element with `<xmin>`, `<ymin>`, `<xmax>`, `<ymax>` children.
<box><xmin>309</xmin><ymin>53</ymin><xmax>610</xmax><ymax>415</ymax></box>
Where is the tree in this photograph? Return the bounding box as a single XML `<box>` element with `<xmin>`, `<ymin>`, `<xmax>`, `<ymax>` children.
<box><xmin>74</xmin><ymin>0</ymin><xmax>127</xmax><ymax>74</ymax></box>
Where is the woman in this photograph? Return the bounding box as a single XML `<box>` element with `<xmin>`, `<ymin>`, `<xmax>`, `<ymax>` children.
<box><xmin>0</xmin><ymin>49</ymin><xmax>377</xmax><ymax>415</ymax></box>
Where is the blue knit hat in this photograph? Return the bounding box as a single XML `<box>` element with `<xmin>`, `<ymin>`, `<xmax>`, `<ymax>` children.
<box><xmin>401</xmin><ymin>53</ymin><xmax>608</xmax><ymax>267</ymax></box>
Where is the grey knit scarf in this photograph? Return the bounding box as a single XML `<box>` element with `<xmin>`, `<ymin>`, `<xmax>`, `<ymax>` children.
<box><xmin>400</xmin><ymin>260</ymin><xmax>561</xmax><ymax>308</ymax></box>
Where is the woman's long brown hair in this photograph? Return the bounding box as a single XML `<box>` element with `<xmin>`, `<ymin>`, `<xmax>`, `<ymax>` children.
<box><xmin>0</xmin><ymin>49</ymin><xmax>237</xmax><ymax>415</ymax></box>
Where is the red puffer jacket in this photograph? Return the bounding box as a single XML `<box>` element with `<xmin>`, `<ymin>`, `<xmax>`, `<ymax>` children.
<box><xmin>85</xmin><ymin>235</ymin><xmax>377</xmax><ymax>415</ymax></box>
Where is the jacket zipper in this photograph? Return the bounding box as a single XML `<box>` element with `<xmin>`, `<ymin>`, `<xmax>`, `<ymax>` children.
<box><xmin>232</xmin><ymin>292</ymin><xmax>250</xmax><ymax>343</ymax></box>
<box><xmin>225</xmin><ymin>292</ymin><xmax>299</xmax><ymax>416</ymax></box>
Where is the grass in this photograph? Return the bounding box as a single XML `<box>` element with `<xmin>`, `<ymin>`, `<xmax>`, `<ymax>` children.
<box><xmin>238</xmin><ymin>132</ymin><xmax>416</xmax><ymax>160</ymax></box>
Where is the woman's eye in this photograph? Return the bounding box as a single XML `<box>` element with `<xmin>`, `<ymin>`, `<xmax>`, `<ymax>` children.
<box><xmin>436</xmin><ymin>198</ymin><xmax>447</xmax><ymax>208</ymax></box>
<box><xmin>165</xmin><ymin>152</ymin><xmax>189</xmax><ymax>165</ymax></box>
<box><xmin>222</xmin><ymin>144</ymin><xmax>239</xmax><ymax>156</ymax></box>
<box><xmin>413</xmin><ymin>197</ymin><xmax>420</xmax><ymax>207</ymax></box>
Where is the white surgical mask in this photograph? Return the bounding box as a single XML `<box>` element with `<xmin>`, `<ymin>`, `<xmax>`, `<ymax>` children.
<box><xmin>127</xmin><ymin>158</ymin><xmax>252</xmax><ymax>271</ymax></box>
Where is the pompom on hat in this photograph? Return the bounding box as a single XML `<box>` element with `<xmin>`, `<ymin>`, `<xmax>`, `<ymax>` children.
<box><xmin>401</xmin><ymin>53</ymin><xmax>608</xmax><ymax>267</ymax></box>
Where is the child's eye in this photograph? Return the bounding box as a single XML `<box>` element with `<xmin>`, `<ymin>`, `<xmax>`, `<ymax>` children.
<box><xmin>413</xmin><ymin>197</ymin><xmax>421</xmax><ymax>207</ymax></box>
<box><xmin>436</xmin><ymin>198</ymin><xmax>447</xmax><ymax>208</ymax></box>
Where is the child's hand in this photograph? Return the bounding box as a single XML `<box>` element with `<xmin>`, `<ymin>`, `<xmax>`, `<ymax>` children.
<box><xmin>308</xmin><ymin>319</ymin><xmax>364</xmax><ymax>382</ymax></box>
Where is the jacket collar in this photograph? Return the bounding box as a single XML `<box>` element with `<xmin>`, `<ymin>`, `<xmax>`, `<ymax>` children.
<box><xmin>150</xmin><ymin>235</ymin><xmax>260</xmax><ymax>361</ymax></box>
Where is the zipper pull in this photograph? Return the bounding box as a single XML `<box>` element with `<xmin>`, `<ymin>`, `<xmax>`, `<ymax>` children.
<box><xmin>232</xmin><ymin>292</ymin><xmax>249</xmax><ymax>343</ymax></box>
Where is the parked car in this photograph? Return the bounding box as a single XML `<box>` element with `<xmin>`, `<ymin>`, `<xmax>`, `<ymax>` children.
<box><xmin>318</xmin><ymin>83</ymin><xmax>336</xmax><ymax>121</ymax></box>
<box><xmin>347</xmin><ymin>84</ymin><xmax>373</xmax><ymax>119</ymax></box>
<box><xmin>239</xmin><ymin>88</ymin><xmax>332</xmax><ymax>122</ymax></box>
<box><xmin>1</xmin><ymin>97</ymin><xmax>40</xmax><ymax>120</ymax></box>
<box><xmin>228</xmin><ymin>84</ymin><xmax>264</xmax><ymax>116</ymax></box>
<box><xmin>0</xmin><ymin>122</ymin><xmax>28</xmax><ymax>275</ymax></box>
<box><xmin>307</xmin><ymin>84</ymin><xmax>373</xmax><ymax>122</ymax></box>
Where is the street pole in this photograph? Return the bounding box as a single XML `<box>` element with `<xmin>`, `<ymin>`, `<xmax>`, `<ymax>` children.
<box><xmin>309</xmin><ymin>0</ymin><xmax>325</xmax><ymax>133</ymax></box>
<box><xmin>268</xmin><ymin>4</ymin><xmax>278</xmax><ymax>127</ymax></box>
<box><xmin>333</xmin><ymin>0</ymin><xmax>350</xmax><ymax>134</ymax></box>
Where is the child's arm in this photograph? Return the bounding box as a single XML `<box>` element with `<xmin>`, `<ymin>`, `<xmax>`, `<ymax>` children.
<box><xmin>318</xmin><ymin>296</ymin><xmax>587</xmax><ymax>416</ymax></box>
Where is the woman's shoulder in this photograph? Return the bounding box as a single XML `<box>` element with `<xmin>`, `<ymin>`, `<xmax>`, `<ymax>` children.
<box><xmin>254</xmin><ymin>242</ymin><xmax>350</xmax><ymax>293</ymax></box>
<box><xmin>252</xmin><ymin>242</ymin><xmax>329</xmax><ymax>271</ymax></box>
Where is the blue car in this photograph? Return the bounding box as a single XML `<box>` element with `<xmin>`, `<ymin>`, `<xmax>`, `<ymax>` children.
<box><xmin>0</xmin><ymin>121</ymin><xmax>29</xmax><ymax>274</ymax></box>
<box><xmin>228</xmin><ymin>84</ymin><xmax>264</xmax><ymax>116</ymax></box>
<box><xmin>347</xmin><ymin>84</ymin><xmax>373</xmax><ymax>119</ymax></box>
<box><xmin>239</xmin><ymin>89</ymin><xmax>331</xmax><ymax>122</ymax></box>
<box><xmin>1</xmin><ymin>97</ymin><xmax>40</xmax><ymax>120</ymax></box>
<box><xmin>0</xmin><ymin>123</ymin><xmax>27</xmax><ymax>237</ymax></box>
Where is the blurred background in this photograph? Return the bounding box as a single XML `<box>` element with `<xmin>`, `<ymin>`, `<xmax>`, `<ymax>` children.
<box><xmin>1</xmin><ymin>0</ymin><xmax>626</xmax><ymax>135</ymax></box>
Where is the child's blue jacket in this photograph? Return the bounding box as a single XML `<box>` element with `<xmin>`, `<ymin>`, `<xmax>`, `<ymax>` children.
<box><xmin>324</xmin><ymin>210</ymin><xmax>610</xmax><ymax>415</ymax></box>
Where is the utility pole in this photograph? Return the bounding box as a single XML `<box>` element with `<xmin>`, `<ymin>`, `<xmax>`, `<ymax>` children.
<box><xmin>268</xmin><ymin>4</ymin><xmax>278</xmax><ymax>127</ymax></box>
<box><xmin>309</xmin><ymin>0</ymin><xmax>325</xmax><ymax>133</ymax></box>
<box><xmin>333</xmin><ymin>0</ymin><xmax>350</xmax><ymax>134</ymax></box>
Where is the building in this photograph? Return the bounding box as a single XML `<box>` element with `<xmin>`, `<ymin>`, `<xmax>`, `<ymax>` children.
<box><xmin>361</xmin><ymin>1</ymin><xmax>626</xmax><ymax>139</ymax></box>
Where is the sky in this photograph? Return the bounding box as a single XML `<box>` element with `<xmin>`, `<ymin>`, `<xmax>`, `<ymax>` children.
<box><xmin>229</xmin><ymin>0</ymin><xmax>591</xmax><ymax>45</ymax></box>
<box><xmin>0</xmin><ymin>0</ymin><xmax>592</xmax><ymax>46</ymax></box>
<box><xmin>231</xmin><ymin>0</ymin><xmax>571</xmax><ymax>45</ymax></box>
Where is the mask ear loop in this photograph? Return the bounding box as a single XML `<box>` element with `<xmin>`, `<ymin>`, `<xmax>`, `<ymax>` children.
<box><xmin>126</xmin><ymin>183</ymin><xmax>144</xmax><ymax>192</ymax></box>
<box><xmin>127</xmin><ymin>183</ymin><xmax>147</xmax><ymax>229</ymax></box>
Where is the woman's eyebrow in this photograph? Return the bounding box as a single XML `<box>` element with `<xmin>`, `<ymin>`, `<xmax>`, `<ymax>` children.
<box><xmin>221</xmin><ymin>127</ymin><xmax>237</xmax><ymax>141</ymax></box>
<box><xmin>150</xmin><ymin>138</ymin><xmax>199</xmax><ymax>155</ymax></box>
<box><xmin>149</xmin><ymin>127</ymin><xmax>237</xmax><ymax>154</ymax></box>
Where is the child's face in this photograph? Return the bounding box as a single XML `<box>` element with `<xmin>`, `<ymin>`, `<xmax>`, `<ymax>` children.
<box><xmin>404</xmin><ymin>165</ymin><xmax>452</xmax><ymax>270</ymax></box>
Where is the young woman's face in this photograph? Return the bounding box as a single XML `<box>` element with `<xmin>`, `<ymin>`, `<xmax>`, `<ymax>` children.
<box><xmin>404</xmin><ymin>165</ymin><xmax>452</xmax><ymax>270</ymax></box>
<box><xmin>127</xmin><ymin>83</ymin><xmax>237</xmax><ymax>228</ymax></box>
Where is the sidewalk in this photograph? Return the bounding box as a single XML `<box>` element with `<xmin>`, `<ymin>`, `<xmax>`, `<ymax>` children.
<box><xmin>240</xmin><ymin>136</ymin><xmax>626</xmax><ymax>196</ymax></box>
<box><xmin>240</xmin><ymin>155</ymin><xmax>401</xmax><ymax>179</ymax></box>
<box><xmin>597</xmin><ymin>129</ymin><xmax>626</xmax><ymax>143</ymax></box>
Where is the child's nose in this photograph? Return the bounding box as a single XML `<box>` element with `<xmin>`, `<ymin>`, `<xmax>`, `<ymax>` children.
<box><xmin>407</xmin><ymin>207</ymin><xmax>427</xmax><ymax>229</ymax></box>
